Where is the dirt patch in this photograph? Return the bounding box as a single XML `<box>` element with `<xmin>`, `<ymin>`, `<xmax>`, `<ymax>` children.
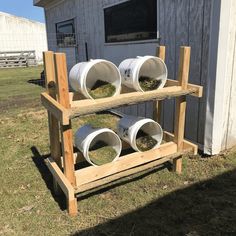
<box><xmin>136</xmin><ymin>130</ymin><xmax>158</xmax><ymax>151</ymax></box>
<box><xmin>139</xmin><ymin>76</ymin><xmax>161</xmax><ymax>91</ymax></box>
<box><xmin>88</xmin><ymin>80</ymin><xmax>116</xmax><ymax>99</ymax></box>
<box><xmin>0</xmin><ymin>95</ymin><xmax>41</xmax><ymax>111</ymax></box>
<box><xmin>89</xmin><ymin>141</ymin><xmax>117</xmax><ymax>166</ymax></box>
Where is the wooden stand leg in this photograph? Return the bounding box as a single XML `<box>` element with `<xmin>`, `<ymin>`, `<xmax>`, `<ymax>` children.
<box><xmin>43</xmin><ymin>52</ymin><xmax>62</xmax><ymax>193</ymax></box>
<box><xmin>68</xmin><ymin>198</ymin><xmax>78</xmax><ymax>217</ymax></box>
<box><xmin>54</xmin><ymin>53</ymin><xmax>77</xmax><ymax>215</ymax></box>
<box><xmin>173</xmin><ymin>156</ymin><xmax>183</xmax><ymax>174</ymax></box>
<box><xmin>173</xmin><ymin>47</ymin><xmax>191</xmax><ymax>174</ymax></box>
<box><xmin>153</xmin><ymin>46</ymin><xmax>166</xmax><ymax>123</ymax></box>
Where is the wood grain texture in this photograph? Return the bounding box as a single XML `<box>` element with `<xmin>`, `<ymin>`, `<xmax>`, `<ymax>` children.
<box><xmin>153</xmin><ymin>46</ymin><xmax>166</xmax><ymax>123</ymax></box>
<box><xmin>75</xmin><ymin>150</ymin><xmax>191</xmax><ymax>194</ymax></box>
<box><xmin>41</xmin><ymin>92</ymin><xmax>70</xmax><ymax>125</ymax></box>
<box><xmin>43</xmin><ymin>52</ymin><xmax>61</xmax><ymax>167</ymax></box>
<box><xmin>185</xmin><ymin>0</ymin><xmax>204</xmax><ymax>142</ymax></box>
<box><xmin>160</xmin><ymin>0</ymin><xmax>176</xmax><ymax>133</ymax></box>
<box><xmin>173</xmin><ymin>47</ymin><xmax>191</xmax><ymax>173</ymax></box>
<box><xmin>166</xmin><ymin>80</ymin><xmax>203</xmax><ymax>97</ymax></box>
<box><xmin>158</xmin><ymin>0</ymin><xmax>211</xmax><ymax>147</ymax></box>
<box><xmin>45</xmin><ymin>157</ymin><xmax>78</xmax><ymax>216</ymax></box>
<box><xmin>75</xmin><ymin>142</ymin><xmax>178</xmax><ymax>186</ymax></box>
<box><xmin>174</xmin><ymin>47</ymin><xmax>191</xmax><ymax>150</ymax></box>
<box><xmin>70</xmin><ymin>86</ymin><xmax>197</xmax><ymax>117</ymax></box>
<box><xmin>198</xmin><ymin>0</ymin><xmax>213</xmax><ymax>144</ymax></box>
<box><xmin>54</xmin><ymin>53</ymin><xmax>76</xmax><ymax>187</ymax></box>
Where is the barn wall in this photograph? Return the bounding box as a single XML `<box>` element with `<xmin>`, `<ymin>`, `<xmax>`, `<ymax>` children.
<box><xmin>43</xmin><ymin>0</ymin><xmax>216</xmax><ymax>149</ymax></box>
<box><xmin>44</xmin><ymin>0</ymin><xmax>78</xmax><ymax>69</ymax></box>
<box><xmin>210</xmin><ymin>0</ymin><xmax>236</xmax><ymax>153</ymax></box>
<box><xmin>0</xmin><ymin>12</ymin><xmax>47</xmax><ymax>61</ymax></box>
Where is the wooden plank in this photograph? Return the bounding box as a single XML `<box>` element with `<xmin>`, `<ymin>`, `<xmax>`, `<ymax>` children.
<box><xmin>45</xmin><ymin>158</ymin><xmax>78</xmax><ymax>217</ymax></box>
<box><xmin>163</xmin><ymin>131</ymin><xmax>198</xmax><ymax>155</ymax></box>
<box><xmin>198</xmin><ymin>0</ymin><xmax>213</xmax><ymax>144</ymax></box>
<box><xmin>54</xmin><ymin>53</ymin><xmax>77</xmax><ymax>188</ymax></box>
<box><xmin>45</xmin><ymin>158</ymin><xmax>75</xmax><ymax>200</ymax></box>
<box><xmin>186</xmin><ymin>0</ymin><xmax>204</xmax><ymax>142</ymax></box>
<box><xmin>75</xmin><ymin>142</ymin><xmax>178</xmax><ymax>186</ymax></box>
<box><xmin>75</xmin><ymin>149</ymin><xmax>191</xmax><ymax>194</ymax></box>
<box><xmin>43</xmin><ymin>52</ymin><xmax>61</xmax><ymax>168</ymax></box>
<box><xmin>153</xmin><ymin>46</ymin><xmax>166</xmax><ymax>123</ymax></box>
<box><xmin>173</xmin><ymin>47</ymin><xmax>191</xmax><ymax>173</ymax></box>
<box><xmin>166</xmin><ymin>79</ymin><xmax>203</xmax><ymax>97</ymax></box>
<box><xmin>160</xmin><ymin>0</ymin><xmax>176</xmax><ymax>133</ymax></box>
<box><xmin>41</xmin><ymin>92</ymin><xmax>70</xmax><ymax>125</ymax></box>
<box><xmin>70</xmin><ymin>86</ymin><xmax>197</xmax><ymax>117</ymax></box>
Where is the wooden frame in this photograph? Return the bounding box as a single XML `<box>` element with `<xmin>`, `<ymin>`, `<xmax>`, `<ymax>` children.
<box><xmin>41</xmin><ymin>46</ymin><xmax>202</xmax><ymax>216</ymax></box>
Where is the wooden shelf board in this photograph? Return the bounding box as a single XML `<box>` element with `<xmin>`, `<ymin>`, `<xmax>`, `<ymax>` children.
<box><xmin>69</xmin><ymin>86</ymin><xmax>197</xmax><ymax>118</ymax></box>
<box><xmin>74</xmin><ymin>149</ymin><xmax>191</xmax><ymax>194</ymax></box>
<box><xmin>74</xmin><ymin>142</ymin><xmax>177</xmax><ymax>187</ymax></box>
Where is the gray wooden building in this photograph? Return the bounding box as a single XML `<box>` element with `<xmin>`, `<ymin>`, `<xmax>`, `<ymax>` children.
<box><xmin>34</xmin><ymin>0</ymin><xmax>236</xmax><ymax>155</ymax></box>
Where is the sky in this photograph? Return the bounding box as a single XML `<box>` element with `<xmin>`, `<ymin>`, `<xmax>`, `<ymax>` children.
<box><xmin>0</xmin><ymin>0</ymin><xmax>45</xmax><ymax>23</ymax></box>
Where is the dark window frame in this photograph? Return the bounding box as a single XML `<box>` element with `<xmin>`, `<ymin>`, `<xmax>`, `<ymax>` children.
<box><xmin>56</xmin><ymin>19</ymin><xmax>76</xmax><ymax>48</ymax></box>
<box><xmin>104</xmin><ymin>0</ymin><xmax>157</xmax><ymax>43</ymax></box>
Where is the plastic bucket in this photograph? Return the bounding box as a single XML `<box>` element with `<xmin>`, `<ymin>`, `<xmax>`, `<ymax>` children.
<box><xmin>119</xmin><ymin>56</ymin><xmax>168</xmax><ymax>92</ymax></box>
<box><xmin>69</xmin><ymin>59</ymin><xmax>122</xmax><ymax>99</ymax></box>
<box><xmin>74</xmin><ymin>125</ymin><xmax>122</xmax><ymax>166</ymax></box>
<box><xmin>117</xmin><ymin>115</ymin><xmax>163</xmax><ymax>152</ymax></box>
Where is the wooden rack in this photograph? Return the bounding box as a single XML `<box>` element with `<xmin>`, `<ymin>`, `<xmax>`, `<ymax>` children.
<box><xmin>41</xmin><ymin>46</ymin><xmax>203</xmax><ymax>216</ymax></box>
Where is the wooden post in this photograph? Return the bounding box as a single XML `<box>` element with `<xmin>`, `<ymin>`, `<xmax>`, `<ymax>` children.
<box><xmin>54</xmin><ymin>53</ymin><xmax>77</xmax><ymax>216</ymax></box>
<box><xmin>173</xmin><ymin>47</ymin><xmax>191</xmax><ymax>174</ymax></box>
<box><xmin>43</xmin><ymin>52</ymin><xmax>62</xmax><ymax>193</ymax></box>
<box><xmin>153</xmin><ymin>46</ymin><xmax>166</xmax><ymax>123</ymax></box>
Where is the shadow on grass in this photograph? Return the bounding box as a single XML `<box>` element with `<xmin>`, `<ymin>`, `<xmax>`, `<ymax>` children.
<box><xmin>30</xmin><ymin>146</ymin><xmax>171</xmax><ymax>209</ymax></box>
<box><xmin>73</xmin><ymin>169</ymin><xmax>236</xmax><ymax>236</ymax></box>
<box><xmin>28</xmin><ymin>78</ymin><xmax>45</xmax><ymax>88</ymax></box>
<box><xmin>30</xmin><ymin>146</ymin><xmax>67</xmax><ymax>211</ymax></box>
<box><xmin>28</xmin><ymin>70</ymin><xmax>45</xmax><ymax>88</ymax></box>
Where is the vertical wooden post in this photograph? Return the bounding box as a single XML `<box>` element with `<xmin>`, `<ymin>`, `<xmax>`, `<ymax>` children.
<box><xmin>43</xmin><ymin>52</ymin><xmax>62</xmax><ymax>192</ymax></box>
<box><xmin>153</xmin><ymin>46</ymin><xmax>166</xmax><ymax>123</ymax></box>
<box><xmin>54</xmin><ymin>53</ymin><xmax>77</xmax><ymax>216</ymax></box>
<box><xmin>173</xmin><ymin>47</ymin><xmax>191</xmax><ymax>174</ymax></box>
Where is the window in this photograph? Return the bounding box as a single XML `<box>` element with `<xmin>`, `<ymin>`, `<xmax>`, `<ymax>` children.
<box><xmin>56</xmin><ymin>19</ymin><xmax>76</xmax><ymax>47</ymax></box>
<box><xmin>104</xmin><ymin>0</ymin><xmax>157</xmax><ymax>43</ymax></box>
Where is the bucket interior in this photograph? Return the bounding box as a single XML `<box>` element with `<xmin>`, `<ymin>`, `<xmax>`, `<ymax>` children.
<box><xmin>135</xmin><ymin>121</ymin><xmax>162</xmax><ymax>152</ymax></box>
<box><xmin>88</xmin><ymin>131</ymin><xmax>121</xmax><ymax>166</ymax></box>
<box><xmin>138</xmin><ymin>58</ymin><xmax>167</xmax><ymax>91</ymax></box>
<box><xmin>85</xmin><ymin>61</ymin><xmax>121</xmax><ymax>98</ymax></box>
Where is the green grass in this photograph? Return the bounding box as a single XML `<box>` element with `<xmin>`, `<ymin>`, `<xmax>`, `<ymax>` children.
<box><xmin>0</xmin><ymin>66</ymin><xmax>44</xmax><ymax>115</ymax></box>
<box><xmin>0</xmin><ymin>67</ymin><xmax>236</xmax><ymax>235</ymax></box>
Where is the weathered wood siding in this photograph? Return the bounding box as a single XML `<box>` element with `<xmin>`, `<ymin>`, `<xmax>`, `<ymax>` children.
<box><xmin>158</xmin><ymin>0</ymin><xmax>213</xmax><ymax>146</ymax></box>
<box><xmin>45</xmin><ymin>0</ymin><xmax>215</xmax><ymax>146</ymax></box>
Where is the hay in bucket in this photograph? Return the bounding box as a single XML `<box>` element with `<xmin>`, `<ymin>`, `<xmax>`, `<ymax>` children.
<box><xmin>89</xmin><ymin>140</ymin><xmax>117</xmax><ymax>166</ymax></box>
<box><xmin>139</xmin><ymin>76</ymin><xmax>162</xmax><ymax>91</ymax></box>
<box><xmin>88</xmin><ymin>80</ymin><xmax>116</xmax><ymax>99</ymax></box>
<box><xmin>136</xmin><ymin>130</ymin><xmax>158</xmax><ymax>152</ymax></box>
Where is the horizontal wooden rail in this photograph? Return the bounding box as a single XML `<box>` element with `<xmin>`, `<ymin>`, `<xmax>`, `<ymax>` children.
<box><xmin>70</xmin><ymin>86</ymin><xmax>197</xmax><ymax>118</ymax></box>
<box><xmin>166</xmin><ymin>79</ymin><xmax>203</xmax><ymax>97</ymax></box>
<box><xmin>41</xmin><ymin>92</ymin><xmax>70</xmax><ymax>125</ymax></box>
<box><xmin>164</xmin><ymin>131</ymin><xmax>198</xmax><ymax>155</ymax></box>
<box><xmin>75</xmin><ymin>142</ymin><xmax>177</xmax><ymax>187</ymax></box>
<box><xmin>41</xmin><ymin>85</ymin><xmax>202</xmax><ymax>125</ymax></box>
<box><xmin>45</xmin><ymin>157</ymin><xmax>75</xmax><ymax>201</ymax></box>
<box><xmin>75</xmin><ymin>149</ymin><xmax>191</xmax><ymax>194</ymax></box>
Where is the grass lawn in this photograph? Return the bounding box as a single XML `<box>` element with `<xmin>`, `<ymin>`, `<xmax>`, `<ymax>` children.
<box><xmin>0</xmin><ymin>67</ymin><xmax>236</xmax><ymax>235</ymax></box>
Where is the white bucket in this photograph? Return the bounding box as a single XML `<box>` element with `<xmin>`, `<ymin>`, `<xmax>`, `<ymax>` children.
<box><xmin>69</xmin><ymin>59</ymin><xmax>122</xmax><ymax>99</ymax></box>
<box><xmin>119</xmin><ymin>56</ymin><xmax>168</xmax><ymax>92</ymax></box>
<box><xmin>74</xmin><ymin>125</ymin><xmax>122</xmax><ymax>166</ymax></box>
<box><xmin>117</xmin><ymin>115</ymin><xmax>163</xmax><ymax>152</ymax></box>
